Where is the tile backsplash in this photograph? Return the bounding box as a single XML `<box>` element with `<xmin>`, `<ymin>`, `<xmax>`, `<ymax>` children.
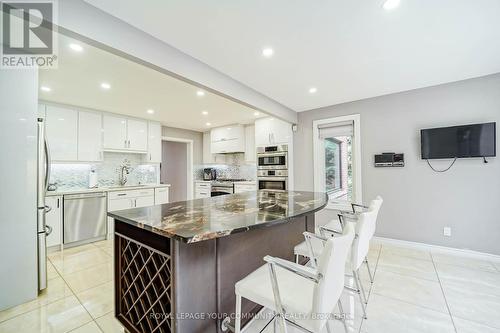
<box><xmin>194</xmin><ymin>153</ymin><xmax>257</xmax><ymax>180</ymax></box>
<box><xmin>50</xmin><ymin>152</ymin><xmax>158</xmax><ymax>190</ymax></box>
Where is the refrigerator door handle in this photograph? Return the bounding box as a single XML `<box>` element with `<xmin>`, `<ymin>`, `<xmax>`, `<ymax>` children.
<box><xmin>44</xmin><ymin>137</ymin><xmax>51</xmax><ymax>190</ymax></box>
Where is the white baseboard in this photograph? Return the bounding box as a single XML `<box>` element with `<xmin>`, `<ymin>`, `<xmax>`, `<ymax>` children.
<box><xmin>372</xmin><ymin>236</ymin><xmax>500</xmax><ymax>263</ymax></box>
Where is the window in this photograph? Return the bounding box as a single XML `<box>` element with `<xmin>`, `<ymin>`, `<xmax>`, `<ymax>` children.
<box><xmin>313</xmin><ymin>115</ymin><xmax>361</xmax><ymax>206</ymax></box>
<box><xmin>324</xmin><ymin>136</ymin><xmax>352</xmax><ymax>200</ymax></box>
<box><xmin>325</xmin><ymin>138</ymin><xmax>341</xmax><ymax>192</ymax></box>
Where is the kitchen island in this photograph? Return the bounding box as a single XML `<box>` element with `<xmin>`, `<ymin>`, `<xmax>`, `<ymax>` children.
<box><xmin>108</xmin><ymin>190</ymin><xmax>327</xmax><ymax>333</ymax></box>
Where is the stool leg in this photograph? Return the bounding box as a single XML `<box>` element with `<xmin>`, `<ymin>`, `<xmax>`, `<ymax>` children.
<box><xmin>365</xmin><ymin>257</ymin><xmax>374</xmax><ymax>284</ymax></box>
<box><xmin>338</xmin><ymin>299</ymin><xmax>348</xmax><ymax>333</ymax></box>
<box><xmin>353</xmin><ymin>270</ymin><xmax>367</xmax><ymax>320</ymax></box>
<box><xmin>235</xmin><ymin>294</ymin><xmax>241</xmax><ymax>333</ymax></box>
<box><xmin>326</xmin><ymin>321</ymin><xmax>333</xmax><ymax>333</ymax></box>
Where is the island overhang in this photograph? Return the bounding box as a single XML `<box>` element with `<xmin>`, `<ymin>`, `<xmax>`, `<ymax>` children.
<box><xmin>108</xmin><ymin>190</ymin><xmax>328</xmax><ymax>243</ymax></box>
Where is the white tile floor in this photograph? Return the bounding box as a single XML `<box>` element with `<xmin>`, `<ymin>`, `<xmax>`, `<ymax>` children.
<box><xmin>1</xmin><ymin>241</ymin><xmax>499</xmax><ymax>333</ymax></box>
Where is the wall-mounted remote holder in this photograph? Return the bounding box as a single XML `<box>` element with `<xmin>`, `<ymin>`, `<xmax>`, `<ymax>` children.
<box><xmin>375</xmin><ymin>153</ymin><xmax>405</xmax><ymax>167</ymax></box>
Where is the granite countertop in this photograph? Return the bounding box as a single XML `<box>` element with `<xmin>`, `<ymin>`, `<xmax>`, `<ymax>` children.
<box><xmin>46</xmin><ymin>183</ymin><xmax>171</xmax><ymax>196</ymax></box>
<box><xmin>108</xmin><ymin>190</ymin><xmax>328</xmax><ymax>243</ymax></box>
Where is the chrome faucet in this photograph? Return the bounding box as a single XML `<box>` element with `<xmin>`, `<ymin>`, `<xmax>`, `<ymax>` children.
<box><xmin>117</xmin><ymin>159</ymin><xmax>132</xmax><ymax>186</ymax></box>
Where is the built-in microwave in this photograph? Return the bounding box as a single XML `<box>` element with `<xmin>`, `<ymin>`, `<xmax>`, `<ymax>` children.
<box><xmin>257</xmin><ymin>144</ymin><xmax>288</xmax><ymax>170</ymax></box>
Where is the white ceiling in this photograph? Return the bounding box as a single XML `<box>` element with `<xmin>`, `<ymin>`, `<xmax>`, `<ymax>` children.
<box><xmin>84</xmin><ymin>0</ymin><xmax>500</xmax><ymax>112</ymax></box>
<box><xmin>39</xmin><ymin>35</ymin><xmax>264</xmax><ymax>132</ymax></box>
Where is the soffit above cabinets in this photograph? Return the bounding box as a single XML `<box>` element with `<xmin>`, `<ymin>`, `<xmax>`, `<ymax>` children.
<box><xmin>39</xmin><ymin>34</ymin><xmax>266</xmax><ymax>132</ymax></box>
<box><xmin>84</xmin><ymin>0</ymin><xmax>500</xmax><ymax>111</ymax></box>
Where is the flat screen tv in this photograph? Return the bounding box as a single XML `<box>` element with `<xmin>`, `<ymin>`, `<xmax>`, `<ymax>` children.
<box><xmin>421</xmin><ymin>122</ymin><xmax>496</xmax><ymax>159</ymax></box>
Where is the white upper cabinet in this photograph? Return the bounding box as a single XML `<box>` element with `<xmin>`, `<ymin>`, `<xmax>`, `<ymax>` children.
<box><xmin>202</xmin><ymin>131</ymin><xmax>215</xmax><ymax>164</ymax></box>
<box><xmin>103</xmin><ymin>115</ymin><xmax>147</xmax><ymax>152</ymax></box>
<box><xmin>210</xmin><ymin>125</ymin><xmax>245</xmax><ymax>153</ymax></box>
<box><xmin>45</xmin><ymin>105</ymin><xmax>78</xmax><ymax>161</ymax></box>
<box><xmin>255</xmin><ymin>117</ymin><xmax>292</xmax><ymax>146</ymax></box>
<box><xmin>103</xmin><ymin>114</ymin><xmax>128</xmax><ymax>150</ymax></box>
<box><xmin>127</xmin><ymin>119</ymin><xmax>148</xmax><ymax>151</ymax></box>
<box><xmin>78</xmin><ymin>111</ymin><xmax>102</xmax><ymax>162</ymax></box>
<box><xmin>244</xmin><ymin>125</ymin><xmax>256</xmax><ymax>163</ymax></box>
<box><xmin>148</xmin><ymin>121</ymin><xmax>162</xmax><ymax>163</ymax></box>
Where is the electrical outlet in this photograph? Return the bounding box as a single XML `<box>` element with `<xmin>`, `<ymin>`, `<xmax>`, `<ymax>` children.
<box><xmin>443</xmin><ymin>227</ymin><xmax>452</xmax><ymax>237</ymax></box>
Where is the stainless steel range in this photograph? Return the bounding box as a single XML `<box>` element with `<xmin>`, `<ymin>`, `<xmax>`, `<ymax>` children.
<box><xmin>210</xmin><ymin>179</ymin><xmax>247</xmax><ymax>197</ymax></box>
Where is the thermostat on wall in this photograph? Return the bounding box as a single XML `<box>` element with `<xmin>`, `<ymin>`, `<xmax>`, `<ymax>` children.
<box><xmin>375</xmin><ymin>153</ymin><xmax>405</xmax><ymax>167</ymax></box>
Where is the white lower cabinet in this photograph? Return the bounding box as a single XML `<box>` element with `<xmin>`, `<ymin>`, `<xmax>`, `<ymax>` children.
<box><xmin>155</xmin><ymin>187</ymin><xmax>169</xmax><ymax>205</ymax></box>
<box><xmin>45</xmin><ymin>196</ymin><xmax>62</xmax><ymax>248</ymax></box>
<box><xmin>107</xmin><ymin>189</ymin><xmax>155</xmax><ymax>236</ymax></box>
<box><xmin>195</xmin><ymin>182</ymin><xmax>211</xmax><ymax>199</ymax></box>
<box><xmin>135</xmin><ymin>195</ymin><xmax>155</xmax><ymax>208</ymax></box>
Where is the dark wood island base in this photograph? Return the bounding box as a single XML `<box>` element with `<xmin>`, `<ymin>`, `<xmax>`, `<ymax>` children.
<box><xmin>114</xmin><ymin>214</ymin><xmax>315</xmax><ymax>333</ymax></box>
<box><xmin>109</xmin><ymin>191</ymin><xmax>327</xmax><ymax>333</ymax></box>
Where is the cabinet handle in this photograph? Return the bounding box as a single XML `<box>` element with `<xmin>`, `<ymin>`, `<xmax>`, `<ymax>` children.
<box><xmin>128</xmin><ymin>140</ymin><xmax>131</xmax><ymax>148</ymax></box>
<box><xmin>57</xmin><ymin>198</ymin><xmax>60</xmax><ymax>208</ymax></box>
<box><xmin>150</xmin><ymin>153</ymin><xmax>151</xmax><ymax>161</ymax></box>
<box><xmin>124</xmin><ymin>140</ymin><xmax>127</xmax><ymax>148</ymax></box>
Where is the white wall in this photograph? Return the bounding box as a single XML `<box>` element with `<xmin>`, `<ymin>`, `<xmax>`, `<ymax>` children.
<box><xmin>295</xmin><ymin>74</ymin><xmax>500</xmax><ymax>255</ymax></box>
<box><xmin>0</xmin><ymin>69</ymin><xmax>39</xmax><ymax>310</ymax></box>
<box><xmin>58</xmin><ymin>0</ymin><xmax>296</xmax><ymax>124</ymax></box>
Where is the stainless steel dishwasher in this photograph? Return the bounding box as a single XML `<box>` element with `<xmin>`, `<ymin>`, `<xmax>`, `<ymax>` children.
<box><xmin>64</xmin><ymin>192</ymin><xmax>107</xmax><ymax>245</ymax></box>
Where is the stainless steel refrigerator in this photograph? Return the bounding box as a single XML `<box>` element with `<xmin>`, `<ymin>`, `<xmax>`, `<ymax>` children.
<box><xmin>37</xmin><ymin>118</ymin><xmax>52</xmax><ymax>291</ymax></box>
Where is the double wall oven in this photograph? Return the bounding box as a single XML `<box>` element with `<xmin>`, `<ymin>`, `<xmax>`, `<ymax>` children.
<box><xmin>257</xmin><ymin>144</ymin><xmax>288</xmax><ymax>191</ymax></box>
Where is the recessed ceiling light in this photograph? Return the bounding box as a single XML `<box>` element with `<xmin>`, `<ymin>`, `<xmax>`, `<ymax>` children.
<box><xmin>69</xmin><ymin>43</ymin><xmax>83</xmax><ymax>52</ymax></box>
<box><xmin>201</xmin><ymin>110</ymin><xmax>208</xmax><ymax>115</ymax></box>
<box><xmin>262</xmin><ymin>48</ymin><xmax>274</xmax><ymax>58</ymax></box>
<box><xmin>147</xmin><ymin>109</ymin><xmax>155</xmax><ymax>114</ymax></box>
<box><xmin>196</xmin><ymin>90</ymin><xmax>205</xmax><ymax>97</ymax></box>
<box><xmin>383</xmin><ymin>0</ymin><xmax>400</xmax><ymax>10</ymax></box>
<box><xmin>254</xmin><ymin>112</ymin><xmax>260</xmax><ymax>116</ymax></box>
<box><xmin>40</xmin><ymin>86</ymin><xmax>51</xmax><ymax>92</ymax></box>
<box><xmin>100</xmin><ymin>82</ymin><xmax>111</xmax><ymax>90</ymax></box>
<box><xmin>206</xmin><ymin>122</ymin><xmax>211</xmax><ymax>126</ymax></box>
<box><xmin>309</xmin><ymin>87</ymin><xmax>318</xmax><ymax>94</ymax></box>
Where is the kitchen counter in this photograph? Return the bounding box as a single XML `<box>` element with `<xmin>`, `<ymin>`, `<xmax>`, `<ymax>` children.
<box><xmin>108</xmin><ymin>190</ymin><xmax>327</xmax><ymax>243</ymax></box>
<box><xmin>110</xmin><ymin>190</ymin><xmax>327</xmax><ymax>333</ymax></box>
<box><xmin>46</xmin><ymin>183</ymin><xmax>171</xmax><ymax>196</ymax></box>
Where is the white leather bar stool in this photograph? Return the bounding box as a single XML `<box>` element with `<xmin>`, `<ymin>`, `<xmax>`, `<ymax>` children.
<box><xmin>294</xmin><ymin>196</ymin><xmax>383</xmax><ymax>275</ymax></box>
<box><xmin>293</xmin><ymin>197</ymin><xmax>383</xmax><ymax>320</ymax></box>
<box><xmin>234</xmin><ymin>223</ymin><xmax>355</xmax><ymax>333</ymax></box>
